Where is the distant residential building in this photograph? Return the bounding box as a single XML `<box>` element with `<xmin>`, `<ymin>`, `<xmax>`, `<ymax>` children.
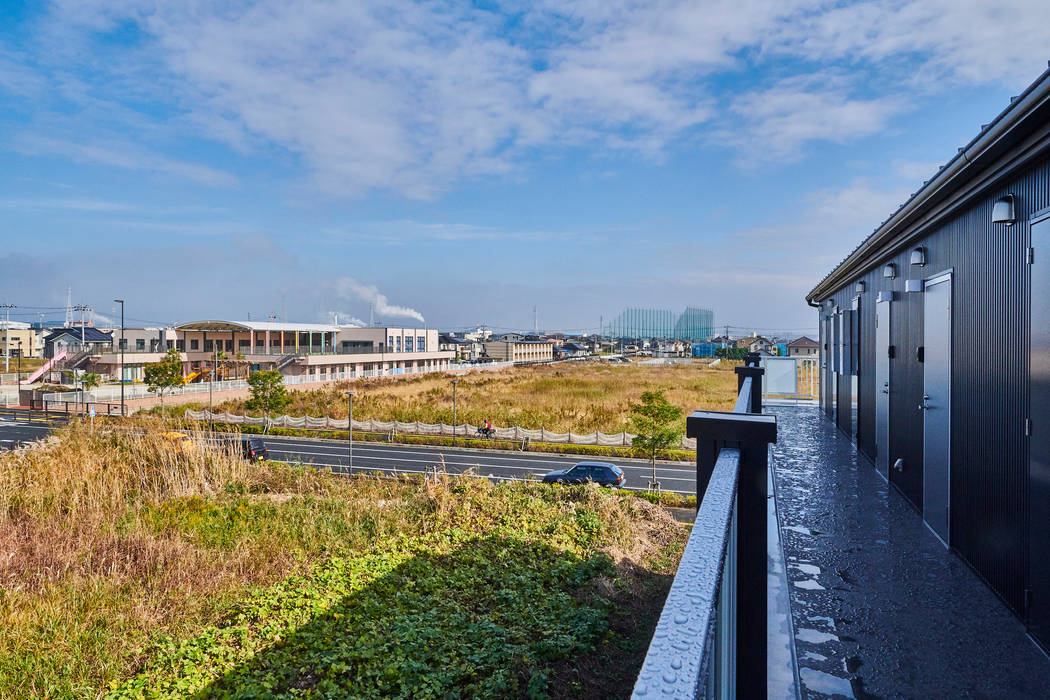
<box><xmin>748</xmin><ymin>336</ymin><xmax>776</xmax><ymax>355</ymax></box>
<box><xmin>43</xmin><ymin>327</ymin><xmax>113</xmax><ymax>358</ymax></box>
<box><xmin>786</xmin><ymin>336</ymin><xmax>819</xmax><ymax>357</ymax></box>
<box><xmin>555</xmin><ymin>342</ymin><xmax>590</xmax><ymax>358</ymax></box>
<box><xmin>483</xmin><ymin>340</ymin><xmax>554</xmax><ymax>364</ymax></box>
<box><xmin>0</xmin><ymin>321</ymin><xmax>41</xmax><ymax>359</ymax></box>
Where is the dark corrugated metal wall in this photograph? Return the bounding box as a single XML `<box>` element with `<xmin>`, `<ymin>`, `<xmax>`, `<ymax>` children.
<box><xmin>816</xmin><ymin>154</ymin><xmax>1050</xmax><ymax>616</ymax></box>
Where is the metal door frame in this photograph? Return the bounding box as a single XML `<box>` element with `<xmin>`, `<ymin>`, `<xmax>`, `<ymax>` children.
<box><xmin>1028</xmin><ymin>211</ymin><xmax>1050</xmax><ymax>643</ymax></box>
<box><xmin>875</xmin><ymin>294</ymin><xmax>892</xmax><ymax>481</ymax></box>
<box><xmin>923</xmin><ymin>269</ymin><xmax>953</xmax><ymax>547</ymax></box>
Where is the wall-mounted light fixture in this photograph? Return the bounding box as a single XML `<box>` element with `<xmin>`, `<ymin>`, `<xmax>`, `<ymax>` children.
<box><xmin>910</xmin><ymin>246</ymin><xmax>927</xmax><ymax>266</ymax></box>
<box><xmin>883</xmin><ymin>263</ymin><xmax>897</xmax><ymax>279</ymax></box>
<box><xmin>855</xmin><ymin>281</ymin><xmax>866</xmax><ymax>293</ymax></box>
<box><xmin>992</xmin><ymin>194</ymin><xmax>1016</xmax><ymax>225</ymax></box>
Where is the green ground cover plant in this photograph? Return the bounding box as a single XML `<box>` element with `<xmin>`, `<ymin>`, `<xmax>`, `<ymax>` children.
<box><xmin>0</xmin><ymin>423</ymin><xmax>687</xmax><ymax>699</ymax></box>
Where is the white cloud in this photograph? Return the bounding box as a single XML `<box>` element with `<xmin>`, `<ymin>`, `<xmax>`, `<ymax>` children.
<box><xmin>721</xmin><ymin>74</ymin><xmax>906</xmax><ymax>162</ymax></box>
<box><xmin>0</xmin><ymin>197</ymin><xmax>136</xmax><ymax>212</ymax></box>
<box><xmin>10</xmin><ymin>134</ymin><xmax>238</xmax><ymax>187</ymax></box>
<box><xmin>769</xmin><ymin>0</ymin><xmax>1050</xmax><ymax>87</ymax></box>
<box><xmin>10</xmin><ymin>0</ymin><xmax>1050</xmax><ymax>198</ymax></box>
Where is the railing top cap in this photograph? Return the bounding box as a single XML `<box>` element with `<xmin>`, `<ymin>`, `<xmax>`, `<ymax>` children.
<box><xmin>686</xmin><ymin>410</ymin><xmax>777</xmax><ymax>442</ymax></box>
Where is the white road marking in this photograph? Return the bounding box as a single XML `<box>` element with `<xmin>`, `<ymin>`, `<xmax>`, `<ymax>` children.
<box><xmin>265</xmin><ymin>446</ymin><xmax>696</xmax><ymax>483</ymax></box>
<box><xmin>270</xmin><ymin>459</ymin><xmax>695</xmax><ymax>495</ymax></box>
<box><xmin>260</xmin><ymin>439</ymin><xmax>697</xmax><ymax>473</ymax></box>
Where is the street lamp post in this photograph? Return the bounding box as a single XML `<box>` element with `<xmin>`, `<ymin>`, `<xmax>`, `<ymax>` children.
<box><xmin>113</xmin><ymin>299</ymin><xmax>124</xmax><ymax>417</ymax></box>
<box><xmin>451</xmin><ymin>379</ymin><xmax>458</xmax><ymax>446</ymax></box>
<box><xmin>346</xmin><ymin>391</ymin><xmax>355</xmax><ymax>476</ymax></box>
<box><xmin>209</xmin><ymin>347</ymin><xmax>216</xmax><ymax>432</ymax></box>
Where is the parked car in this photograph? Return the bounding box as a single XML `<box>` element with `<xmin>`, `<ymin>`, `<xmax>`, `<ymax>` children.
<box><xmin>240</xmin><ymin>437</ymin><xmax>267</xmax><ymax>462</ymax></box>
<box><xmin>542</xmin><ymin>461</ymin><xmax>625</xmax><ymax>487</ymax></box>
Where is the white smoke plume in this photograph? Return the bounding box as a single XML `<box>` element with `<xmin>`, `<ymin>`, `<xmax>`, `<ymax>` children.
<box><xmin>335</xmin><ymin>277</ymin><xmax>425</xmax><ymax>324</ymax></box>
<box><xmin>325</xmin><ymin>311</ymin><xmax>366</xmax><ymax>327</ymax></box>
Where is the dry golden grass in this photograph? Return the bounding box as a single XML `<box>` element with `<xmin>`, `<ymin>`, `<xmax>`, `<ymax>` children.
<box><xmin>210</xmin><ymin>360</ymin><xmax>739</xmax><ymax>432</ymax></box>
<box><xmin>0</xmin><ymin>422</ymin><xmax>686</xmax><ymax>698</ymax></box>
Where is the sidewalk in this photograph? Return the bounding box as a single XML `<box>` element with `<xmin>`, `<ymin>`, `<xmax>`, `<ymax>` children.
<box><xmin>771</xmin><ymin>405</ymin><xmax>1050</xmax><ymax>698</ymax></box>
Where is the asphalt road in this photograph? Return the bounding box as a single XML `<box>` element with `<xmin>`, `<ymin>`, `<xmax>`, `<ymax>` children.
<box><xmin>0</xmin><ymin>413</ymin><xmax>56</xmax><ymax>450</ymax></box>
<box><xmin>0</xmin><ymin>410</ymin><xmax>697</xmax><ymax>495</ymax></box>
<box><xmin>260</xmin><ymin>435</ymin><xmax>698</xmax><ymax>495</ymax></box>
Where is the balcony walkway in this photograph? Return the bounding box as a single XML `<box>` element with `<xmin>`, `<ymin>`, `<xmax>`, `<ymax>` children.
<box><xmin>770</xmin><ymin>405</ymin><xmax>1050</xmax><ymax>698</ymax></box>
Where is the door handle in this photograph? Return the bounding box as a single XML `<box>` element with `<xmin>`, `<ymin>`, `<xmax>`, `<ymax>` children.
<box><xmin>881</xmin><ymin>382</ymin><xmax>889</xmax><ymax>395</ymax></box>
<box><xmin>918</xmin><ymin>393</ymin><xmax>931</xmax><ymax>411</ymax></box>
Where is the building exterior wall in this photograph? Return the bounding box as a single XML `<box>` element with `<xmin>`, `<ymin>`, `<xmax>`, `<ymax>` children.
<box><xmin>814</xmin><ymin>150</ymin><xmax>1050</xmax><ymax>618</ymax></box>
<box><xmin>483</xmin><ymin>341</ymin><xmax>554</xmax><ymax>363</ymax></box>
<box><xmin>0</xmin><ymin>329</ymin><xmax>39</xmax><ymax>358</ymax></box>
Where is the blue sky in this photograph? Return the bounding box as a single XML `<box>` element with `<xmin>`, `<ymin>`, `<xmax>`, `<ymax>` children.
<box><xmin>1</xmin><ymin>0</ymin><xmax>1047</xmax><ymax>335</ymax></box>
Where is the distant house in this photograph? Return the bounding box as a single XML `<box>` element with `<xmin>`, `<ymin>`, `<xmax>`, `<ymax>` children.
<box><xmin>748</xmin><ymin>336</ymin><xmax>775</xmax><ymax>355</ymax></box>
<box><xmin>786</xmin><ymin>336</ymin><xmax>820</xmax><ymax>357</ymax></box>
<box><xmin>560</xmin><ymin>342</ymin><xmax>590</xmax><ymax>357</ymax></box>
<box><xmin>43</xmin><ymin>327</ymin><xmax>113</xmax><ymax>358</ymax></box>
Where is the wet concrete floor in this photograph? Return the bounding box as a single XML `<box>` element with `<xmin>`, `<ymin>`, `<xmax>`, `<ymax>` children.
<box><xmin>770</xmin><ymin>405</ymin><xmax>1050</xmax><ymax>699</ymax></box>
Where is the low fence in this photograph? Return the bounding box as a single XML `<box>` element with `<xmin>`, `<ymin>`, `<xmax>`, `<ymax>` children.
<box><xmin>183</xmin><ymin>409</ymin><xmax>700</xmax><ymax>450</ymax></box>
<box><xmin>39</xmin><ymin>362</ymin><xmax>485</xmax><ymax>407</ymax></box>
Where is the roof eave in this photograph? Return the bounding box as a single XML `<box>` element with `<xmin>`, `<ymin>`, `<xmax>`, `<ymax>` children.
<box><xmin>807</xmin><ymin>66</ymin><xmax>1050</xmax><ymax>303</ymax></box>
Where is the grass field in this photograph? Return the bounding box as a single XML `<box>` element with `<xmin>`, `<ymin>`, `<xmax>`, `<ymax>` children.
<box><xmin>0</xmin><ymin>424</ymin><xmax>686</xmax><ymax>699</ymax></box>
<box><xmin>203</xmin><ymin>360</ymin><xmax>739</xmax><ymax>433</ymax></box>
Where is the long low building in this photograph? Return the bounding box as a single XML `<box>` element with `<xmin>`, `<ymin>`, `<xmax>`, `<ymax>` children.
<box><xmin>483</xmin><ymin>339</ymin><xmax>554</xmax><ymax>364</ymax></box>
<box><xmin>84</xmin><ymin>321</ymin><xmax>454</xmax><ymax>382</ymax></box>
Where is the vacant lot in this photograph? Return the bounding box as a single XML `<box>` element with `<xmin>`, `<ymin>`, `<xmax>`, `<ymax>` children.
<box><xmin>209</xmin><ymin>360</ymin><xmax>738</xmax><ymax>433</ymax></box>
<box><xmin>0</xmin><ymin>424</ymin><xmax>686</xmax><ymax>699</ymax></box>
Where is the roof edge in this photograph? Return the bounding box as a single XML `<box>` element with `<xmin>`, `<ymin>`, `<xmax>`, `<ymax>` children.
<box><xmin>807</xmin><ymin>65</ymin><xmax>1050</xmax><ymax>302</ymax></box>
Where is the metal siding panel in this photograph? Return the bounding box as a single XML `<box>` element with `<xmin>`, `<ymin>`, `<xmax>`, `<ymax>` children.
<box><xmin>815</xmin><ymin>154</ymin><xmax>1050</xmax><ymax>615</ymax></box>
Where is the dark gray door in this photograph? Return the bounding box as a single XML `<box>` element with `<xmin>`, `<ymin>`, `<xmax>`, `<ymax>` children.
<box><xmin>875</xmin><ymin>298</ymin><xmax>891</xmax><ymax>478</ymax></box>
<box><xmin>1029</xmin><ymin>217</ymin><xmax>1050</xmax><ymax>646</ymax></box>
<box><xmin>823</xmin><ymin>315</ymin><xmax>834</xmax><ymax>416</ymax></box>
<box><xmin>922</xmin><ymin>273</ymin><xmax>952</xmax><ymax>545</ymax></box>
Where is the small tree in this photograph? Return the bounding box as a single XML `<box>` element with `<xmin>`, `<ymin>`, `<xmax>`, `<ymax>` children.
<box><xmin>246</xmin><ymin>370</ymin><xmax>290</xmax><ymax>433</ymax></box>
<box><xmin>144</xmin><ymin>348</ymin><xmax>184</xmax><ymax>418</ymax></box>
<box><xmin>629</xmin><ymin>390</ymin><xmax>684</xmax><ymax>492</ymax></box>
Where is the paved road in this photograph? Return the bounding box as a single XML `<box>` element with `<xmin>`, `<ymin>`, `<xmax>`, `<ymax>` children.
<box><xmin>260</xmin><ymin>435</ymin><xmax>697</xmax><ymax>495</ymax></box>
<box><xmin>0</xmin><ymin>413</ymin><xmax>57</xmax><ymax>450</ymax></box>
<box><xmin>0</xmin><ymin>411</ymin><xmax>697</xmax><ymax>495</ymax></box>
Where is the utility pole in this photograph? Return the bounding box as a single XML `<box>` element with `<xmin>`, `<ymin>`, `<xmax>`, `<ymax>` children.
<box><xmin>114</xmin><ymin>299</ymin><xmax>125</xmax><ymax>417</ymax></box>
<box><xmin>0</xmin><ymin>304</ymin><xmax>14</xmax><ymax>372</ymax></box>
<box><xmin>533</xmin><ymin>306</ymin><xmax>538</xmax><ymax>335</ymax></box>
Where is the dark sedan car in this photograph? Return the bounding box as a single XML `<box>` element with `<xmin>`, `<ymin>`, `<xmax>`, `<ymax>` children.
<box><xmin>542</xmin><ymin>461</ymin><xmax>625</xmax><ymax>487</ymax></box>
<box><xmin>240</xmin><ymin>437</ymin><xmax>267</xmax><ymax>462</ymax></box>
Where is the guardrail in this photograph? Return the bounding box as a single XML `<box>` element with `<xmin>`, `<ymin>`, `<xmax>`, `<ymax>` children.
<box><xmin>632</xmin><ymin>353</ymin><xmax>778</xmax><ymax>698</ymax></box>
